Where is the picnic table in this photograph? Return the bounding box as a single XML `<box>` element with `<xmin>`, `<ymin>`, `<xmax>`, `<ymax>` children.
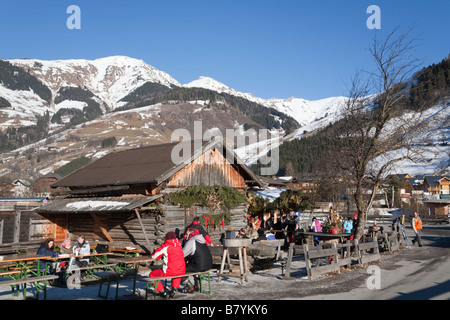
<box><xmin>40</xmin><ymin>252</ymin><xmax>114</xmax><ymax>287</ymax></box>
<box><xmin>95</xmin><ymin>256</ymin><xmax>154</xmax><ymax>299</ymax></box>
<box><xmin>109</xmin><ymin>248</ymin><xmax>141</xmax><ymax>257</ymax></box>
<box><xmin>0</xmin><ymin>253</ymin><xmax>50</xmax><ymax>277</ymax></box>
<box><xmin>109</xmin><ymin>256</ymin><xmax>153</xmax><ymax>269</ymax></box>
<box><xmin>0</xmin><ymin>253</ymin><xmax>56</xmax><ymax>298</ymax></box>
<box><xmin>297</xmin><ymin>232</ymin><xmax>352</xmax><ymax>244</ymax></box>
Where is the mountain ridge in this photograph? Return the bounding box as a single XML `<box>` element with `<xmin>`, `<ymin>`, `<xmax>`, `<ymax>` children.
<box><xmin>0</xmin><ymin>54</ymin><xmax>448</xmax><ymax>182</ymax></box>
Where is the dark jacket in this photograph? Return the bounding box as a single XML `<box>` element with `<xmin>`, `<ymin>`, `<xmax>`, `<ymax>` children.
<box><xmin>183</xmin><ymin>234</ymin><xmax>212</xmax><ymax>272</ymax></box>
<box><xmin>36</xmin><ymin>245</ymin><xmax>56</xmax><ymax>257</ymax></box>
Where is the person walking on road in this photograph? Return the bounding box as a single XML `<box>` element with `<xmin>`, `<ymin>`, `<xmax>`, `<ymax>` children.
<box><xmin>411</xmin><ymin>212</ymin><xmax>423</xmax><ymax>247</ymax></box>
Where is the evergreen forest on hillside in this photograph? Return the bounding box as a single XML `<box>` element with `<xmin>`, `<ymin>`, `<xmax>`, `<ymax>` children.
<box><xmin>252</xmin><ymin>54</ymin><xmax>450</xmax><ymax>176</ymax></box>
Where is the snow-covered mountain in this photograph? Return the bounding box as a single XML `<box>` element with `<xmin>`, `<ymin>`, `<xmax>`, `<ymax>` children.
<box><xmin>2</xmin><ymin>56</ymin><xmax>345</xmax><ymax>134</ymax></box>
<box><xmin>184</xmin><ymin>76</ymin><xmax>348</xmax><ymax>129</ymax></box>
<box><xmin>0</xmin><ymin>55</ymin><xmax>447</xmax><ymax>181</ymax></box>
<box><xmin>8</xmin><ymin>56</ymin><xmax>180</xmax><ymax>111</ymax></box>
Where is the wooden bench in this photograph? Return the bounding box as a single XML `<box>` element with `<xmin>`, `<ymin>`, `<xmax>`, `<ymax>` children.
<box><xmin>142</xmin><ymin>269</ymin><xmax>215</xmax><ymax>300</ymax></box>
<box><xmin>65</xmin><ymin>263</ymin><xmax>117</xmax><ymax>288</ymax></box>
<box><xmin>93</xmin><ymin>269</ymin><xmax>137</xmax><ymax>300</ymax></box>
<box><xmin>0</xmin><ymin>274</ymin><xmax>59</xmax><ymax>300</ymax></box>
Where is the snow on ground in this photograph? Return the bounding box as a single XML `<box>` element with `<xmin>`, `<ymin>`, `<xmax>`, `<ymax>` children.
<box><xmin>254</xmin><ymin>188</ymin><xmax>287</xmax><ymax>202</ymax></box>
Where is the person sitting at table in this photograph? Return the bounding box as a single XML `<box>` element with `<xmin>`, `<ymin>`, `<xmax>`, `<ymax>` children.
<box><xmin>36</xmin><ymin>238</ymin><xmax>57</xmax><ymax>257</ymax></box>
<box><xmin>150</xmin><ymin>231</ymin><xmax>186</xmax><ymax>298</ymax></box>
<box><xmin>236</xmin><ymin>228</ymin><xmax>248</xmax><ymax>239</ymax></box>
<box><xmin>265</xmin><ymin>229</ymin><xmax>276</xmax><ymax>240</ymax></box>
<box><xmin>252</xmin><ymin>228</ymin><xmax>267</xmax><ymax>243</ymax></box>
<box><xmin>36</xmin><ymin>238</ymin><xmax>58</xmax><ymax>273</ymax></box>
<box><xmin>181</xmin><ymin>228</ymin><xmax>213</xmax><ymax>293</ymax></box>
<box><xmin>58</xmin><ymin>238</ymin><xmax>72</xmax><ymax>255</ymax></box>
<box><xmin>69</xmin><ymin>236</ymin><xmax>90</xmax><ymax>278</ymax></box>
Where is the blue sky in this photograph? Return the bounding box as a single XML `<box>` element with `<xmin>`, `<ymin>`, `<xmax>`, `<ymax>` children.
<box><xmin>0</xmin><ymin>0</ymin><xmax>448</xmax><ymax>100</ymax></box>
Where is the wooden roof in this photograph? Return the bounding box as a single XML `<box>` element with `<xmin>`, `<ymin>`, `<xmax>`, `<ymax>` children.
<box><xmin>51</xmin><ymin>138</ymin><xmax>262</xmax><ymax>189</ymax></box>
<box><xmin>35</xmin><ymin>195</ymin><xmax>162</xmax><ymax>214</ymax></box>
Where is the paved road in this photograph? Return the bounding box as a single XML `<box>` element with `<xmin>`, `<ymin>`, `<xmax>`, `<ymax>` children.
<box><xmin>302</xmin><ymin>224</ymin><xmax>450</xmax><ymax>300</ymax></box>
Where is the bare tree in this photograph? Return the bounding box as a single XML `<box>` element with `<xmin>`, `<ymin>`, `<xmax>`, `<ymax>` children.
<box><xmin>334</xmin><ymin>28</ymin><xmax>428</xmax><ymax>239</ymax></box>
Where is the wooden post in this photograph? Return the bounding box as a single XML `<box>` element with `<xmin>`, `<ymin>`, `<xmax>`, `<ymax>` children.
<box><xmin>89</xmin><ymin>213</ymin><xmax>113</xmax><ymax>243</ymax></box>
<box><xmin>304</xmin><ymin>243</ymin><xmax>312</xmax><ymax>280</ymax></box>
<box><xmin>13</xmin><ymin>205</ymin><xmax>20</xmax><ymax>243</ymax></box>
<box><xmin>283</xmin><ymin>242</ymin><xmax>294</xmax><ymax>280</ymax></box>
<box><xmin>135</xmin><ymin>208</ymin><xmax>152</xmax><ymax>253</ymax></box>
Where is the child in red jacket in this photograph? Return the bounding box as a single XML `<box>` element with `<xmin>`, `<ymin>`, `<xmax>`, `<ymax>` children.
<box><xmin>150</xmin><ymin>231</ymin><xmax>186</xmax><ymax>298</ymax></box>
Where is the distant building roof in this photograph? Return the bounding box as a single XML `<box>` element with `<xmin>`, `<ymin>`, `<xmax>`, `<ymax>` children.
<box><xmin>13</xmin><ymin>179</ymin><xmax>31</xmax><ymax>186</ymax></box>
<box><xmin>423</xmin><ymin>175</ymin><xmax>448</xmax><ymax>186</ymax></box>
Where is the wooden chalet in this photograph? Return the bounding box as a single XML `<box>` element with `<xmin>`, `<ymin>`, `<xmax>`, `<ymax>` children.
<box><xmin>422</xmin><ymin>175</ymin><xmax>450</xmax><ymax>195</ymax></box>
<box><xmin>287</xmin><ymin>173</ymin><xmax>319</xmax><ymax>194</ymax></box>
<box><xmin>35</xmin><ymin>138</ymin><xmax>262</xmax><ymax>252</ymax></box>
<box><xmin>31</xmin><ymin>173</ymin><xmax>64</xmax><ymax>197</ymax></box>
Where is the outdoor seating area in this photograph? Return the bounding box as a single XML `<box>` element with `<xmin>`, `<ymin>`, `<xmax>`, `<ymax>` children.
<box><xmin>0</xmin><ymin>217</ymin><xmax>415</xmax><ymax>301</ymax></box>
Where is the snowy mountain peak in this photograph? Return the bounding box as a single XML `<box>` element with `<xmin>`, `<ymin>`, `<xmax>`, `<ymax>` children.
<box><xmin>7</xmin><ymin>56</ymin><xmax>181</xmax><ymax>110</ymax></box>
<box><xmin>184</xmin><ymin>75</ymin><xmax>348</xmax><ymax>129</ymax></box>
<box><xmin>184</xmin><ymin>76</ymin><xmax>232</xmax><ymax>92</ymax></box>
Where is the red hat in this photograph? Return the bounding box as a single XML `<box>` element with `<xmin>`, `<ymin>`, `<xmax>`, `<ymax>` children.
<box><xmin>165</xmin><ymin>231</ymin><xmax>177</xmax><ymax>240</ymax></box>
<box><xmin>352</xmin><ymin>214</ymin><xmax>358</xmax><ymax>218</ymax></box>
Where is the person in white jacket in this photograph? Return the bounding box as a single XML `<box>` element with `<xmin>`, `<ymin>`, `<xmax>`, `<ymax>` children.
<box><xmin>69</xmin><ymin>236</ymin><xmax>90</xmax><ymax>277</ymax></box>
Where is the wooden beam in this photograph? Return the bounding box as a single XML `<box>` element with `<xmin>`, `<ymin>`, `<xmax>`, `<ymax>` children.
<box><xmin>89</xmin><ymin>213</ymin><xmax>113</xmax><ymax>242</ymax></box>
<box><xmin>135</xmin><ymin>208</ymin><xmax>152</xmax><ymax>253</ymax></box>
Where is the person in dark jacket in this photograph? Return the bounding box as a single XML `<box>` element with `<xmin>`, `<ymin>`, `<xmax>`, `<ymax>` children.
<box><xmin>37</xmin><ymin>238</ymin><xmax>57</xmax><ymax>257</ymax></box>
<box><xmin>183</xmin><ymin>217</ymin><xmax>213</xmax><ymax>246</ymax></box>
<box><xmin>252</xmin><ymin>228</ymin><xmax>267</xmax><ymax>243</ymax></box>
<box><xmin>36</xmin><ymin>238</ymin><xmax>58</xmax><ymax>273</ymax></box>
<box><xmin>181</xmin><ymin>228</ymin><xmax>213</xmax><ymax>293</ymax></box>
<box><xmin>282</xmin><ymin>212</ymin><xmax>298</xmax><ymax>245</ymax></box>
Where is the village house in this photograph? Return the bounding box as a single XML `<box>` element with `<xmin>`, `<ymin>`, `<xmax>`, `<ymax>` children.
<box><xmin>34</xmin><ymin>138</ymin><xmax>262</xmax><ymax>252</ymax></box>
<box><xmin>286</xmin><ymin>173</ymin><xmax>319</xmax><ymax>194</ymax></box>
<box><xmin>31</xmin><ymin>173</ymin><xmax>64</xmax><ymax>197</ymax></box>
<box><xmin>11</xmin><ymin>179</ymin><xmax>32</xmax><ymax>197</ymax></box>
<box><xmin>422</xmin><ymin>175</ymin><xmax>450</xmax><ymax>196</ymax></box>
<box><xmin>388</xmin><ymin>173</ymin><xmax>449</xmax><ymax>198</ymax></box>
<box><xmin>257</xmin><ymin>176</ymin><xmax>288</xmax><ymax>189</ymax></box>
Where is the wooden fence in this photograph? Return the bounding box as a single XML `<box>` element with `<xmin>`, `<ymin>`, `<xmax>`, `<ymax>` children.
<box><xmin>283</xmin><ymin>232</ymin><xmax>396</xmax><ymax>280</ymax></box>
